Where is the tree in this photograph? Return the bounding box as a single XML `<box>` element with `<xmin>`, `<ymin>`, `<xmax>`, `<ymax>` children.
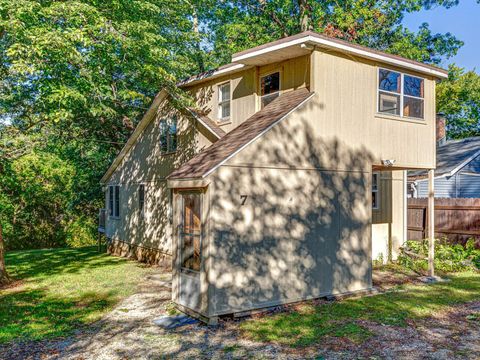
<box><xmin>0</xmin><ymin>221</ymin><xmax>10</xmax><ymax>286</ymax></box>
<box><xmin>437</xmin><ymin>65</ymin><xmax>480</xmax><ymax>139</ymax></box>
<box><xmin>206</xmin><ymin>0</ymin><xmax>465</xmax><ymax>66</ymax></box>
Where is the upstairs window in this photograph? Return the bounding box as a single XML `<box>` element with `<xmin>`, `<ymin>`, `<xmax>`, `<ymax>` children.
<box><xmin>160</xmin><ymin>117</ymin><xmax>177</xmax><ymax>153</ymax></box>
<box><xmin>372</xmin><ymin>173</ymin><xmax>379</xmax><ymax>210</ymax></box>
<box><xmin>139</xmin><ymin>184</ymin><xmax>145</xmax><ymax>215</ymax></box>
<box><xmin>260</xmin><ymin>72</ymin><xmax>280</xmax><ymax>108</ymax></box>
<box><xmin>109</xmin><ymin>185</ymin><xmax>120</xmax><ymax>217</ymax></box>
<box><xmin>218</xmin><ymin>82</ymin><xmax>231</xmax><ymax>121</ymax></box>
<box><xmin>378</xmin><ymin>68</ymin><xmax>424</xmax><ymax>119</ymax></box>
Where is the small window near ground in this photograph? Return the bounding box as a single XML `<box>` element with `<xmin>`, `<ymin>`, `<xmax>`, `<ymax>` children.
<box><xmin>378</xmin><ymin>68</ymin><xmax>424</xmax><ymax>119</ymax></box>
<box><xmin>139</xmin><ymin>184</ymin><xmax>145</xmax><ymax>215</ymax></box>
<box><xmin>160</xmin><ymin>117</ymin><xmax>178</xmax><ymax>153</ymax></box>
<box><xmin>218</xmin><ymin>82</ymin><xmax>231</xmax><ymax>121</ymax></box>
<box><xmin>372</xmin><ymin>173</ymin><xmax>380</xmax><ymax>210</ymax></box>
<box><xmin>260</xmin><ymin>72</ymin><xmax>280</xmax><ymax>108</ymax></box>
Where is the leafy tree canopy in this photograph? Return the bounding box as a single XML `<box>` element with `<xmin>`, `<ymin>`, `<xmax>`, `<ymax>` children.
<box><xmin>437</xmin><ymin>65</ymin><xmax>480</xmax><ymax>139</ymax></box>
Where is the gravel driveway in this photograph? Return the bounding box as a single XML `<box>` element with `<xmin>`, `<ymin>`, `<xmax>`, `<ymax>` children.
<box><xmin>2</xmin><ymin>268</ymin><xmax>479</xmax><ymax>360</ymax></box>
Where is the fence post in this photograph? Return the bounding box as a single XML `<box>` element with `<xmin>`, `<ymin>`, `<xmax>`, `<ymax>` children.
<box><xmin>428</xmin><ymin>169</ymin><xmax>435</xmax><ymax>278</ymax></box>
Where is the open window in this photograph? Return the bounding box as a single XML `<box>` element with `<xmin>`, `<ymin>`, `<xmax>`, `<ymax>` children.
<box><xmin>260</xmin><ymin>71</ymin><xmax>280</xmax><ymax>108</ymax></box>
<box><xmin>378</xmin><ymin>68</ymin><xmax>424</xmax><ymax>119</ymax></box>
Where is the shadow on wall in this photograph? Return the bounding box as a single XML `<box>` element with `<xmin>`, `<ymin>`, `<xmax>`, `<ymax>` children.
<box><xmin>108</xmin><ymin>99</ymin><xmax>204</xmax><ymax>256</ymax></box>
<box><xmin>209</xmin><ymin>105</ymin><xmax>375</xmax><ymax>314</ymax></box>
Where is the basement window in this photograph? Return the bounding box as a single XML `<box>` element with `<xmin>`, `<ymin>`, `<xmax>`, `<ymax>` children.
<box><xmin>260</xmin><ymin>71</ymin><xmax>280</xmax><ymax>108</ymax></box>
<box><xmin>218</xmin><ymin>82</ymin><xmax>231</xmax><ymax>121</ymax></box>
<box><xmin>160</xmin><ymin>117</ymin><xmax>177</xmax><ymax>153</ymax></box>
<box><xmin>372</xmin><ymin>173</ymin><xmax>380</xmax><ymax>210</ymax></box>
<box><xmin>378</xmin><ymin>68</ymin><xmax>424</xmax><ymax>119</ymax></box>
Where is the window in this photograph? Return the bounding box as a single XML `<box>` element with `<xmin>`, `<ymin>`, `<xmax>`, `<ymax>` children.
<box><xmin>218</xmin><ymin>82</ymin><xmax>231</xmax><ymax>120</ymax></box>
<box><xmin>181</xmin><ymin>193</ymin><xmax>202</xmax><ymax>272</ymax></box>
<box><xmin>109</xmin><ymin>185</ymin><xmax>120</xmax><ymax>217</ymax></box>
<box><xmin>260</xmin><ymin>72</ymin><xmax>280</xmax><ymax>108</ymax></box>
<box><xmin>160</xmin><ymin>117</ymin><xmax>177</xmax><ymax>153</ymax></box>
<box><xmin>372</xmin><ymin>173</ymin><xmax>379</xmax><ymax>210</ymax></box>
<box><xmin>378</xmin><ymin>68</ymin><xmax>424</xmax><ymax>119</ymax></box>
<box><xmin>139</xmin><ymin>184</ymin><xmax>145</xmax><ymax>215</ymax></box>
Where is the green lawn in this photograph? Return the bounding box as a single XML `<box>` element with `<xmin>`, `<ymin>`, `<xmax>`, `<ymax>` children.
<box><xmin>0</xmin><ymin>247</ymin><xmax>154</xmax><ymax>344</ymax></box>
<box><xmin>240</xmin><ymin>270</ymin><xmax>480</xmax><ymax>348</ymax></box>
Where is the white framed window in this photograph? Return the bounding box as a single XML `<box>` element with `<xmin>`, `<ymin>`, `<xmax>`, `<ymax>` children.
<box><xmin>160</xmin><ymin>117</ymin><xmax>177</xmax><ymax>153</ymax></box>
<box><xmin>218</xmin><ymin>82</ymin><xmax>231</xmax><ymax>121</ymax></box>
<box><xmin>378</xmin><ymin>68</ymin><xmax>424</xmax><ymax>119</ymax></box>
<box><xmin>109</xmin><ymin>185</ymin><xmax>120</xmax><ymax>218</ymax></box>
<box><xmin>139</xmin><ymin>184</ymin><xmax>145</xmax><ymax>216</ymax></box>
<box><xmin>260</xmin><ymin>71</ymin><xmax>280</xmax><ymax>108</ymax></box>
<box><xmin>372</xmin><ymin>173</ymin><xmax>380</xmax><ymax>210</ymax></box>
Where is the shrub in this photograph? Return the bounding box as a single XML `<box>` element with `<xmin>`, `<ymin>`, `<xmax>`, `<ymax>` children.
<box><xmin>398</xmin><ymin>238</ymin><xmax>480</xmax><ymax>273</ymax></box>
<box><xmin>64</xmin><ymin>216</ymin><xmax>97</xmax><ymax>248</ymax></box>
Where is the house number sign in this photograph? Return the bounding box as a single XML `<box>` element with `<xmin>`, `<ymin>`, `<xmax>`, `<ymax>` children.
<box><xmin>240</xmin><ymin>195</ymin><xmax>248</xmax><ymax>205</ymax></box>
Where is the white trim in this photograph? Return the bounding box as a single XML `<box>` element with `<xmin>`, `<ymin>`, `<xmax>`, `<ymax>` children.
<box><xmin>232</xmin><ymin>34</ymin><xmax>448</xmax><ymax>79</ymax></box>
<box><xmin>202</xmin><ymin>92</ymin><xmax>316</xmax><ymax>178</ymax></box>
<box><xmin>459</xmin><ymin>172</ymin><xmax>480</xmax><ymax>177</ymax></box>
<box><xmin>445</xmin><ymin>150</ymin><xmax>480</xmax><ymax>177</ymax></box>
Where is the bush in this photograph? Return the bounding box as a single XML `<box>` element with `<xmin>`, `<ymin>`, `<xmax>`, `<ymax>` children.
<box><xmin>64</xmin><ymin>216</ymin><xmax>97</xmax><ymax>248</ymax></box>
<box><xmin>398</xmin><ymin>238</ymin><xmax>480</xmax><ymax>273</ymax></box>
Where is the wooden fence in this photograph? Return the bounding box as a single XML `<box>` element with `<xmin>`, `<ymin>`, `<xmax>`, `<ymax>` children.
<box><xmin>407</xmin><ymin>198</ymin><xmax>480</xmax><ymax>244</ymax></box>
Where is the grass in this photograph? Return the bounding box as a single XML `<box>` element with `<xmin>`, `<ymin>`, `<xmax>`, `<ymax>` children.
<box><xmin>240</xmin><ymin>270</ymin><xmax>480</xmax><ymax>348</ymax></box>
<box><xmin>0</xmin><ymin>246</ymin><xmax>154</xmax><ymax>344</ymax></box>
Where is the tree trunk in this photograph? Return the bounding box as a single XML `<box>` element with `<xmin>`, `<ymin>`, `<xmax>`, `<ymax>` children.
<box><xmin>298</xmin><ymin>0</ymin><xmax>311</xmax><ymax>32</ymax></box>
<box><xmin>0</xmin><ymin>222</ymin><xmax>11</xmax><ymax>287</ymax></box>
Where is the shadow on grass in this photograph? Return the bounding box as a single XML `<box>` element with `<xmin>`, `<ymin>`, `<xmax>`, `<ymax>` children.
<box><xmin>5</xmin><ymin>246</ymin><xmax>137</xmax><ymax>281</ymax></box>
<box><xmin>239</xmin><ymin>272</ymin><xmax>480</xmax><ymax>348</ymax></box>
<box><xmin>0</xmin><ymin>287</ymin><xmax>117</xmax><ymax>344</ymax></box>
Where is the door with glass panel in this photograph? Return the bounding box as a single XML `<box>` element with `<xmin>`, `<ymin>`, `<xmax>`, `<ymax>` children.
<box><xmin>178</xmin><ymin>192</ymin><xmax>202</xmax><ymax>311</ymax></box>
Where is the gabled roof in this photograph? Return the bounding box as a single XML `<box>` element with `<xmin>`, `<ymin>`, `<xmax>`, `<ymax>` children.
<box><xmin>168</xmin><ymin>88</ymin><xmax>314</xmax><ymax>180</ymax></box>
<box><xmin>179</xmin><ymin>31</ymin><xmax>448</xmax><ymax>87</ymax></box>
<box><xmin>100</xmin><ymin>91</ymin><xmax>224</xmax><ymax>184</ymax></box>
<box><xmin>411</xmin><ymin>137</ymin><xmax>480</xmax><ymax>180</ymax></box>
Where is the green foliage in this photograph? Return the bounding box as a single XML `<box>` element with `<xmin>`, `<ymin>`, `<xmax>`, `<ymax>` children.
<box><xmin>398</xmin><ymin>239</ymin><xmax>480</xmax><ymax>273</ymax></box>
<box><xmin>0</xmin><ymin>247</ymin><xmax>153</xmax><ymax>344</ymax></box>
<box><xmin>240</xmin><ymin>270</ymin><xmax>480</xmax><ymax>347</ymax></box>
<box><xmin>208</xmin><ymin>0</ymin><xmax>464</xmax><ymax>66</ymax></box>
<box><xmin>437</xmin><ymin>65</ymin><xmax>480</xmax><ymax>139</ymax></box>
<box><xmin>64</xmin><ymin>216</ymin><xmax>97</xmax><ymax>248</ymax></box>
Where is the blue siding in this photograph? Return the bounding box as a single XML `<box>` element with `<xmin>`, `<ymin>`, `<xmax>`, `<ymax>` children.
<box><xmin>458</xmin><ymin>173</ymin><xmax>480</xmax><ymax>198</ymax></box>
<box><xmin>416</xmin><ymin>175</ymin><xmax>456</xmax><ymax>198</ymax></box>
<box><xmin>462</xmin><ymin>154</ymin><xmax>480</xmax><ymax>173</ymax></box>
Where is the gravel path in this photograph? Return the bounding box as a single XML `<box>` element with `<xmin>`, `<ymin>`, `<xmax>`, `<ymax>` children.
<box><xmin>2</xmin><ymin>269</ymin><xmax>479</xmax><ymax>360</ymax></box>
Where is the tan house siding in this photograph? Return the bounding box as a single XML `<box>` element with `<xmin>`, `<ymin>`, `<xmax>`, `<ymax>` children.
<box><xmin>206</xmin><ymin>96</ymin><xmax>372</xmax><ymax>316</ymax></box>
<box><xmin>105</xmin><ymin>97</ymin><xmax>214</xmax><ymax>265</ymax></box>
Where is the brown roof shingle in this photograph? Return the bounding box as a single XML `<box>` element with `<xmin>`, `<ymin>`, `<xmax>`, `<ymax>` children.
<box><xmin>168</xmin><ymin>88</ymin><xmax>314</xmax><ymax>180</ymax></box>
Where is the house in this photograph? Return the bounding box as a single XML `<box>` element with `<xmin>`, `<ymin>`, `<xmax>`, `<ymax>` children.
<box><xmin>100</xmin><ymin>31</ymin><xmax>446</xmax><ymax>323</ymax></box>
<box><xmin>409</xmin><ymin>123</ymin><xmax>480</xmax><ymax>198</ymax></box>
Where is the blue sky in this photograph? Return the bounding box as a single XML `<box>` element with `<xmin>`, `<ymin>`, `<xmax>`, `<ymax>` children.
<box><xmin>403</xmin><ymin>0</ymin><xmax>479</xmax><ymax>72</ymax></box>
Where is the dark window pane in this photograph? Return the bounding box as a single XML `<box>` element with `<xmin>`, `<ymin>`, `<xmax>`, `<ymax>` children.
<box><xmin>160</xmin><ymin>121</ymin><xmax>168</xmax><ymax>153</ymax></box>
<box><xmin>379</xmin><ymin>69</ymin><xmax>401</xmax><ymax>93</ymax></box>
<box><xmin>403</xmin><ymin>96</ymin><xmax>424</xmax><ymax>119</ymax></box>
<box><xmin>261</xmin><ymin>72</ymin><xmax>280</xmax><ymax>96</ymax></box>
<box><xmin>109</xmin><ymin>186</ymin><xmax>114</xmax><ymax>216</ymax></box>
<box><xmin>169</xmin><ymin>119</ymin><xmax>177</xmax><ymax>152</ymax></box>
<box><xmin>139</xmin><ymin>185</ymin><xmax>145</xmax><ymax>211</ymax></box>
<box><xmin>378</xmin><ymin>91</ymin><xmax>400</xmax><ymax>115</ymax></box>
<box><xmin>114</xmin><ymin>186</ymin><xmax>120</xmax><ymax>217</ymax></box>
<box><xmin>404</xmin><ymin>75</ymin><xmax>424</xmax><ymax>98</ymax></box>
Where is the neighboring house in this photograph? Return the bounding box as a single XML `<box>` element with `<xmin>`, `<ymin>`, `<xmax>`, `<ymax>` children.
<box><xmin>410</xmin><ymin>133</ymin><xmax>480</xmax><ymax>198</ymax></box>
<box><xmin>100</xmin><ymin>31</ymin><xmax>446</xmax><ymax>323</ymax></box>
